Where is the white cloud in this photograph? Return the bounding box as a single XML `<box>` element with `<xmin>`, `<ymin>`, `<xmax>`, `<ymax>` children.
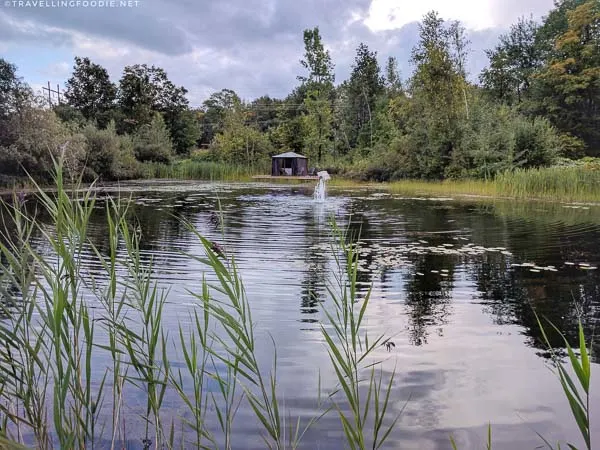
<box><xmin>363</xmin><ymin>0</ymin><xmax>554</xmax><ymax>32</ymax></box>
<box><xmin>364</xmin><ymin>0</ymin><xmax>495</xmax><ymax>32</ymax></box>
<box><xmin>39</xmin><ymin>61</ymin><xmax>71</xmax><ymax>78</ymax></box>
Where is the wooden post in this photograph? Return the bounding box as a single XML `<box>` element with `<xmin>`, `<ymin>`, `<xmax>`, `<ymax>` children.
<box><xmin>42</xmin><ymin>82</ymin><xmax>63</xmax><ymax>108</ymax></box>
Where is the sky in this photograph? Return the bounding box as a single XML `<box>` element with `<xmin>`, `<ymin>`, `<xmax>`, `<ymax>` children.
<box><xmin>0</xmin><ymin>0</ymin><xmax>555</xmax><ymax>106</ymax></box>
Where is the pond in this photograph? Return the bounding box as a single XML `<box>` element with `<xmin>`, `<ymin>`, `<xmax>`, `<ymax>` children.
<box><xmin>1</xmin><ymin>179</ymin><xmax>600</xmax><ymax>449</ymax></box>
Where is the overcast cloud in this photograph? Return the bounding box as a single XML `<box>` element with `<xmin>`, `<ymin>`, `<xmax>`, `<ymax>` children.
<box><xmin>0</xmin><ymin>0</ymin><xmax>554</xmax><ymax>105</ymax></box>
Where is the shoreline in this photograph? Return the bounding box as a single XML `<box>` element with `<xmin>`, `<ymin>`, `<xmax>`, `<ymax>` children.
<box><xmin>2</xmin><ymin>176</ymin><xmax>600</xmax><ymax>206</ymax></box>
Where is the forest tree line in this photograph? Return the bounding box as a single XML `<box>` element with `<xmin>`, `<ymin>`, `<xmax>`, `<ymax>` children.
<box><xmin>0</xmin><ymin>0</ymin><xmax>598</xmax><ymax>183</ymax></box>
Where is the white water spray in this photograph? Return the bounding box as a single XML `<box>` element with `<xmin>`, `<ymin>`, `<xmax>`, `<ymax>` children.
<box><xmin>313</xmin><ymin>171</ymin><xmax>331</xmax><ymax>202</ymax></box>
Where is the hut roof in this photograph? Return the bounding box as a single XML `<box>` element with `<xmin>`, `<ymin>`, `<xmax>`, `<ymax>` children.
<box><xmin>271</xmin><ymin>152</ymin><xmax>307</xmax><ymax>159</ymax></box>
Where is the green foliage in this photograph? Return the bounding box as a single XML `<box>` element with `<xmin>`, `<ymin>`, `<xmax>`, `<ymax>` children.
<box><xmin>1</xmin><ymin>1</ymin><xmax>600</xmax><ymax>189</ymax></box>
<box><xmin>65</xmin><ymin>56</ymin><xmax>117</xmax><ymax>127</ymax></box>
<box><xmin>0</xmin><ymin>58</ymin><xmax>32</xmax><ymax>121</ymax></box>
<box><xmin>341</xmin><ymin>43</ymin><xmax>385</xmax><ymax>149</ymax></box>
<box><xmin>511</xmin><ymin>116</ymin><xmax>560</xmax><ymax>169</ymax></box>
<box><xmin>53</xmin><ymin>104</ymin><xmax>87</xmax><ymax>127</ymax></box>
<box><xmin>384</xmin><ymin>56</ymin><xmax>403</xmax><ymax>96</ymax></box>
<box><xmin>209</xmin><ymin>99</ymin><xmax>273</xmax><ymax>166</ymax></box>
<box><xmin>302</xmin><ymin>88</ymin><xmax>333</xmax><ymax>163</ymax></box>
<box><xmin>320</xmin><ymin>222</ymin><xmax>402</xmax><ymax>450</ymax></box>
<box><xmin>165</xmin><ymin>108</ymin><xmax>201</xmax><ymax>155</ymax></box>
<box><xmin>139</xmin><ymin>158</ymin><xmax>266</xmax><ymax>181</ymax></box>
<box><xmin>83</xmin><ymin>121</ymin><xmax>140</xmax><ymax>180</ymax></box>
<box><xmin>480</xmin><ymin>18</ymin><xmax>542</xmax><ymax>105</ymax></box>
<box><xmin>532</xmin><ymin>0</ymin><xmax>600</xmax><ymax>153</ymax></box>
<box><xmin>0</xmin><ymin>107</ymin><xmax>86</xmax><ymax>180</ymax></box>
<box><xmin>200</xmin><ymin>88</ymin><xmax>241</xmax><ymax>146</ymax></box>
<box><xmin>298</xmin><ymin>27</ymin><xmax>335</xmax><ymax>85</ymax></box>
<box><xmin>535</xmin><ymin>315</ymin><xmax>592</xmax><ymax>450</ymax></box>
<box><xmin>118</xmin><ymin>63</ymin><xmax>188</xmax><ymax>133</ymax></box>
<box><xmin>133</xmin><ymin>113</ymin><xmax>174</xmax><ymax>163</ymax></box>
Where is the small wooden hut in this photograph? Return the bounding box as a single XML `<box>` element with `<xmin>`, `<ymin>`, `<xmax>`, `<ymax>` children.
<box><xmin>271</xmin><ymin>152</ymin><xmax>308</xmax><ymax>176</ymax></box>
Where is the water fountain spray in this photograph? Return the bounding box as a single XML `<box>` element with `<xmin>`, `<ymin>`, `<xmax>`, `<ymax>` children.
<box><xmin>314</xmin><ymin>171</ymin><xmax>331</xmax><ymax>202</ymax></box>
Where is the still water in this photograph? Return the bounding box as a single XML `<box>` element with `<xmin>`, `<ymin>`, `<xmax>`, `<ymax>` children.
<box><xmin>4</xmin><ymin>180</ymin><xmax>600</xmax><ymax>449</ymax></box>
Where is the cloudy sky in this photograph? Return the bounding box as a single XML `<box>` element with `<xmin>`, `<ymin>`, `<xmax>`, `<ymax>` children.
<box><xmin>0</xmin><ymin>0</ymin><xmax>554</xmax><ymax>106</ymax></box>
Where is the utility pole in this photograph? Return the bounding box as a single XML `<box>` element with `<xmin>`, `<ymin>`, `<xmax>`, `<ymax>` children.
<box><xmin>42</xmin><ymin>82</ymin><xmax>62</xmax><ymax>107</ymax></box>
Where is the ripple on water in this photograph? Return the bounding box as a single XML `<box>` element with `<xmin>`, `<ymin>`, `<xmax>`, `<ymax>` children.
<box><xmin>4</xmin><ymin>182</ymin><xmax>600</xmax><ymax>449</ymax></box>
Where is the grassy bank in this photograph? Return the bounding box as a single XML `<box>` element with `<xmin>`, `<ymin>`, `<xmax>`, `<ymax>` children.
<box><xmin>140</xmin><ymin>160</ymin><xmax>600</xmax><ymax>203</ymax></box>
<box><xmin>3</xmin><ymin>160</ymin><xmax>599</xmax><ymax>204</ymax></box>
<box><xmin>326</xmin><ymin>166</ymin><xmax>600</xmax><ymax>203</ymax></box>
<box><xmin>139</xmin><ymin>159</ymin><xmax>268</xmax><ymax>182</ymax></box>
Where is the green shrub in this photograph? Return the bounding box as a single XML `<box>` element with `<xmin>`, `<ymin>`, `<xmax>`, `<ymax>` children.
<box><xmin>511</xmin><ymin>116</ymin><xmax>560</xmax><ymax>169</ymax></box>
<box><xmin>0</xmin><ymin>107</ymin><xmax>86</xmax><ymax>181</ymax></box>
<box><xmin>83</xmin><ymin>122</ymin><xmax>139</xmax><ymax>180</ymax></box>
<box><xmin>134</xmin><ymin>113</ymin><xmax>174</xmax><ymax>163</ymax></box>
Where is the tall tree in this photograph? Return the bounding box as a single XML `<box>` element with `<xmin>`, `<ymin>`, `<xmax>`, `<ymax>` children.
<box><xmin>168</xmin><ymin>109</ymin><xmax>201</xmax><ymax>155</ymax></box>
<box><xmin>118</xmin><ymin>64</ymin><xmax>192</xmax><ymax>152</ymax></box>
<box><xmin>345</xmin><ymin>43</ymin><xmax>385</xmax><ymax>149</ymax></box>
<box><xmin>298</xmin><ymin>27</ymin><xmax>335</xmax><ymax>86</ymax></box>
<box><xmin>409</xmin><ymin>11</ymin><xmax>464</xmax><ymax>177</ymax></box>
<box><xmin>0</xmin><ymin>59</ymin><xmax>32</xmax><ymax>147</ymax></box>
<box><xmin>410</xmin><ymin>11</ymin><xmax>463</xmax><ymax>121</ymax></box>
<box><xmin>65</xmin><ymin>57</ymin><xmax>116</xmax><ymax>126</ymax></box>
<box><xmin>384</xmin><ymin>56</ymin><xmax>403</xmax><ymax>96</ymax></box>
<box><xmin>449</xmin><ymin>21</ymin><xmax>471</xmax><ymax>119</ymax></box>
<box><xmin>200</xmin><ymin>89</ymin><xmax>242</xmax><ymax>146</ymax></box>
<box><xmin>480</xmin><ymin>17</ymin><xmax>542</xmax><ymax>104</ymax></box>
<box><xmin>298</xmin><ymin>27</ymin><xmax>335</xmax><ymax>162</ymax></box>
<box><xmin>533</xmin><ymin>0</ymin><xmax>600</xmax><ymax>152</ymax></box>
<box><xmin>211</xmin><ymin>97</ymin><xmax>273</xmax><ymax>166</ymax></box>
<box><xmin>118</xmin><ymin>64</ymin><xmax>188</xmax><ymax>128</ymax></box>
<box><xmin>302</xmin><ymin>88</ymin><xmax>333</xmax><ymax>162</ymax></box>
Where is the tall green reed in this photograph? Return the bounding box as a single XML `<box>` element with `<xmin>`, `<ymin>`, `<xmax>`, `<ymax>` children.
<box><xmin>535</xmin><ymin>316</ymin><xmax>592</xmax><ymax>450</ymax></box>
<box><xmin>183</xmin><ymin>225</ymin><xmax>321</xmax><ymax>449</ymax></box>
<box><xmin>139</xmin><ymin>160</ymin><xmax>265</xmax><ymax>182</ymax></box>
<box><xmin>0</xmin><ymin>161</ymin><xmax>105</xmax><ymax>448</ymax></box>
<box><xmin>320</xmin><ymin>221</ymin><xmax>402</xmax><ymax>450</ymax></box>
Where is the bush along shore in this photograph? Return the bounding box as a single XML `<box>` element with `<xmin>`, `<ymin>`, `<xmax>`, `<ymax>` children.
<box><xmin>0</xmin><ymin>160</ymin><xmax>594</xmax><ymax>449</ymax></box>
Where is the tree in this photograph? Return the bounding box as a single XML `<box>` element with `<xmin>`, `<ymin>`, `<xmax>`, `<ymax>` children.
<box><xmin>408</xmin><ymin>11</ymin><xmax>465</xmax><ymax>177</ymax></box>
<box><xmin>83</xmin><ymin>121</ymin><xmax>139</xmax><ymax>179</ymax></box>
<box><xmin>167</xmin><ymin>109</ymin><xmax>200</xmax><ymax>155</ymax></box>
<box><xmin>384</xmin><ymin>57</ymin><xmax>403</xmax><ymax>97</ymax></box>
<box><xmin>480</xmin><ymin>18</ymin><xmax>542</xmax><ymax>104</ymax></box>
<box><xmin>133</xmin><ymin>112</ymin><xmax>174</xmax><ymax>163</ymax></box>
<box><xmin>248</xmin><ymin>96</ymin><xmax>283</xmax><ymax>133</ymax></box>
<box><xmin>65</xmin><ymin>56</ymin><xmax>117</xmax><ymax>127</ymax></box>
<box><xmin>535</xmin><ymin>0</ymin><xmax>588</xmax><ymax>58</ymax></box>
<box><xmin>480</xmin><ymin>48</ymin><xmax>518</xmax><ymax>104</ymax></box>
<box><xmin>345</xmin><ymin>43</ymin><xmax>385</xmax><ymax>149</ymax></box>
<box><xmin>210</xmin><ymin>98</ymin><xmax>273</xmax><ymax>166</ymax></box>
<box><xmin>533</xmin><ymin>0</ymin><xmax>600</xmax><ymax>152</ymax></box>
<box><xmin>118</xmin><ymin>64</ymin><xmax>188</xmax><ymax>130</ymax></box>
<box><xmin>298</xmin><ymin>27</ymin><xmax>335</xmax><ymax>86</ymax></box>
<box><xmin>0</xmin><ymin>59</ymin><xmax>32</xmax><ymax>152</ymax></box>
<box><xmin>302</xmin><ymin>88</ymin><xmax>333</xmax><ymax>162</ymax></box>
<box><xmin>200</xmin><ymin>89</ymin><xmax>241</xmax><ymax>146</ymax></box>
<box><xmin>0</xmin><ymin>108</ymin><xmax>86</xmax><ymax>180</ymax></box>
<box><xmin>449</xmin><ymin>21</ymin><xmax>471</xmax><ymax>119</ymax></box>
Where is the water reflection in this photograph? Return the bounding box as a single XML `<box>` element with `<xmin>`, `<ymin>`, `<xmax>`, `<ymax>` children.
<box><xmin>1</xmin><ymin>182</ymin><xmax>599</xmax><ymax>448</ymax></box>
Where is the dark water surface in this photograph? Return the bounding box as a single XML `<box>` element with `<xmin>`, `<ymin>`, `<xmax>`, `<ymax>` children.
<box><xmin>3</xmin><ymin>180</ymin><xmax>600</xmax><ymax>449</ymax></box>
